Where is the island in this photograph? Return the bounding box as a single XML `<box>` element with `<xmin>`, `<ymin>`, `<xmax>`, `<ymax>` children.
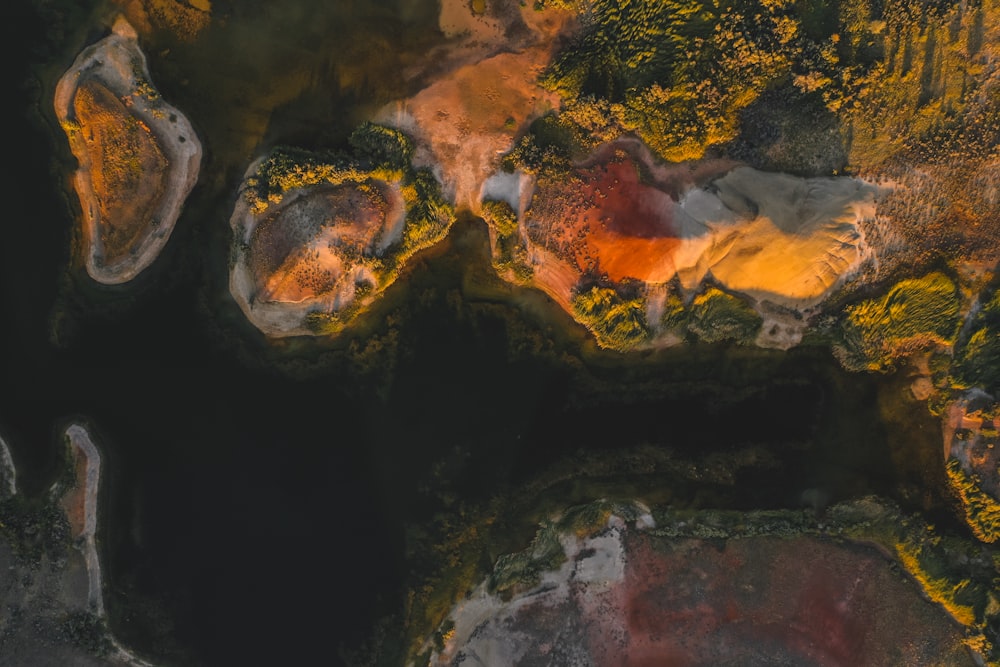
<box><xmin>229</xmin><ymin>129</ymin><xmax>454</xmax><ymax>336</ymax></box>
<box><xmin>54</xmin><ymin>16</ymin><xmax>202</xmax><ymax>284</ymax></box>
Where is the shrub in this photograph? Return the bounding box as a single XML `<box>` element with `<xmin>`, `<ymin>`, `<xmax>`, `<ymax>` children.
<box><xmin>687</xmin><ymin>288</ymin><xmax>762</xmax><ymax>344</ymax></box>
<box><xmin>571</xmin><ymin>285</ymin><xmax>649</xmax><ymax>350</ymax></box>
<box><xmin>954</xmin><ymin>290</ymin><xmax>1000</xmax><ymax>395</ymax></box>
<box><xmin>945</xmin><ymin>458</ymin><xmax>1000</xmax><ymax>544</ymax></box>
<box><xmin>403</xmin><ymin>169</ymin><xmax>455</xmax><ymax>251</ymax></box>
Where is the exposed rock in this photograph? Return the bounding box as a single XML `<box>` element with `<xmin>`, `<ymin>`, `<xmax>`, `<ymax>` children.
<box><xmin>54</xmin><ymin>16</ymin><xmax>202</xmax><ymax>285</ymax></box>
<box><xmin>0</xmin><ymin>432</ymin><xmax>16</xmax><ymax>500</ymax></box>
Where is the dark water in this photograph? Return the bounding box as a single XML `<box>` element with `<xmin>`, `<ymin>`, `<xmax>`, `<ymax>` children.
<box><xmin>5</xmin><ymin>1</ymin><xmax>955</xmax><ymax>665</ymax></box>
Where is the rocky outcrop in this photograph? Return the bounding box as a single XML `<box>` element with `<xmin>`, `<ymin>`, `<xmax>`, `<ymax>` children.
<box><xmin>0</xmin><ymin>432</ymin><xmax>16</xmax><ymax>499</ymax></box>
<box><xmin>54</xmin><ymin>16</ymin><xmax>202</xmax><ymax>285</ymax></box>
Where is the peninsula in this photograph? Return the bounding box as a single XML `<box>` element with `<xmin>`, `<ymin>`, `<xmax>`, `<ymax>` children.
<box><xmin>54</xmin><ymin>16</ymin><xmax>201</xmax><ymax>284</ymax></box>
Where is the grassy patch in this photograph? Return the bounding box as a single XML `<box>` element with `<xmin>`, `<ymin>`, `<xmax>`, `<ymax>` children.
<box><xmin>839</xmin><ymin>272</ymin><xmax>960</xmax><ymax>371</ymax></box>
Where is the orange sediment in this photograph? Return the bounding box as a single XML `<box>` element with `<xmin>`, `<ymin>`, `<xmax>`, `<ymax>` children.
<box><xmin>71</xmin><ymin>81</ymin><xmax>168</xmax><ymax>264</ymax></box>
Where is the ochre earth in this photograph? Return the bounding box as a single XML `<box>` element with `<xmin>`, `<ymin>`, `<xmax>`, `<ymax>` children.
<box><xmin>71</xmin><ymin>81</ymin><xmax>168</xmax><ymax>264</ymax></box>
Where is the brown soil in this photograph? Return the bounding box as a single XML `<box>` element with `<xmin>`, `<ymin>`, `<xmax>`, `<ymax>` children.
<box><xmin>72</xmin><ymin>80</ymin><xmax>167</xmax><ymax>264</ymax></box>
<box><xmin>249</xmin><ymin>182</ymin><xmax>390</xmax><ymax>303</ymax></box>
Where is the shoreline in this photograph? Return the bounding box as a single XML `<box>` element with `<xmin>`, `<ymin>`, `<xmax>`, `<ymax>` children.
<box><xmin>228</xmin><ymin>157</ymin><xmax>413</xmax><ymax>338</ymax></box>
<box><xmin>0</xmin><ymin>431</ymin><xmax>16</xmax><ymax>499</ymax></box>
<box><xmin>62</xmin><ymin>422</ymin><xmax>154</xmax><ymax>666</ymax></box>
<box><xmin>53</xmin><ymin>16</ymin><xmax>202</xmax><ymax>285</ymax></box>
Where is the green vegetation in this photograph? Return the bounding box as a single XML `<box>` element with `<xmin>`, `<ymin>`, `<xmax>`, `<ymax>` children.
<box><xmin>539</xmin><ymin>0</ymin><xmax>871</xmax><ymax>162</ymax></box>
<box><xmin>946</xmin><ymin>458</ymin><xmax>1000</xmax><ymax>544</ymax></box>
<box><xmin>60</xmin><ymin>611</ymin><xmax>111</xmax><ymax>657</ymax></box>
<box><xmin>243</xmin><ymin>146</ymin><xmax>380</xmax><ymax>214</ymax></box>
<box><xmin>0</xmin><ymin>495</ymin><xmax>70</xmax><ymax>565</ymax></box>
<box><xmin>571</xmin><ymin>284</ymin><xmax>649</xmax><ymax>350</ymax></box>
<box><xmin>243</xmin><ymin>126</ymin><xmax>455</xmax><ymax>336</ymax></box>
<box><xmin>687</xmin><ymin>287</ymin><xmax>762</xmax><ymax>344</ymax></box>
<box><xmin>827</xmin><ymin>499</ymin><xmax>999</xmax><ymax>662</ymax></box>
<box><xmin>954</xmin><ymin>289</ymin><xmax>1000</xmax><ymax>395</ymax></box>
<box><xmin>839</xmin><ymin>272</ymin><xmax>960</xmax><ymax>371</ymax></box>
<box><xmin>490</xmin><ymin>521</ymin><xmax>565</xmax><ymax>595</ymax></box>
<box><xmin>659</xmin><ymin>284</ymin><xmax>689</xmax><ymax>332</ymax></box>
<box><xmin>481</xmin><ymin>200</ymin><xmax>533</xmax><ymax>282</ymax></box>
<box><xmin>501</xmin><ymin>125</ymin><xmax>577</xmax><ymax>175</ymax></box>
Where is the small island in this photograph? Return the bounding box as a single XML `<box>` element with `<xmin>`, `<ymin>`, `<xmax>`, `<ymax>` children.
<box><xmin>0</xmin><ymin>424</ymin><xmax>151</xmax><ymax>665</ymax></box>
<box><xmin>54</xmin><ymin>16</ymin><xmax>202</xmax><ymax>284</ymax></box>
<box><xmin>229</xmin><ymin>128</ymin><xmax>455</xmax><ymax>336</ymax></box>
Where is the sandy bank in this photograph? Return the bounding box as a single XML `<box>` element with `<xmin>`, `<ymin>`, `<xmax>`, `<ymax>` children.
<box><xmin>54</xmin><ymin>16</ymin><xmax>202</xmax><ymax>285</ymax></box>
<box><xmin>61</xmin><ymin>423</ymin><xmax>154</xmax><ymax>666</ymax></box>
<box><xmin>505</xmin><ymin>141</ymin><xmax>880</xmax><ymax>349</ymax></box>
<box><xmin>62</xmin><ymin>424</ymin><xmax>105</xmax><ymax>617</ymax></box>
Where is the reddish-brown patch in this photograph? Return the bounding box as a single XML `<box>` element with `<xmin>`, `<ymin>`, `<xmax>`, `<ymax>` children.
<box><xmin>445</xmin><ymin>529</ymin><xmax>970</xmax><ymax>665</ymax></box>
<box><xmin>527</xmin><ymin>151</ymin><xmax>681</xmax><ymax>283</ymax></box>
<box><xmin>604</xmin><ymin>532</ymin><xmax>967</xmax><ymax>666</ymax></box>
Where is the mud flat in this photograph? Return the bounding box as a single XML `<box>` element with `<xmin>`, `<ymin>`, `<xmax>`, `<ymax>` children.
<box><xmin>54</xmin><ymin>16</ymin><xmax>201</xmax><ymax>284</ymax></box>
<box><xmin>426</xmin><ymin>501</ymin><xmax>994</xmax><ymax>666</ymax></box>
<box><xmin>378</xmin><ymin>0</ymin><xmax>573</xmax><ymax>212</ymax></box>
